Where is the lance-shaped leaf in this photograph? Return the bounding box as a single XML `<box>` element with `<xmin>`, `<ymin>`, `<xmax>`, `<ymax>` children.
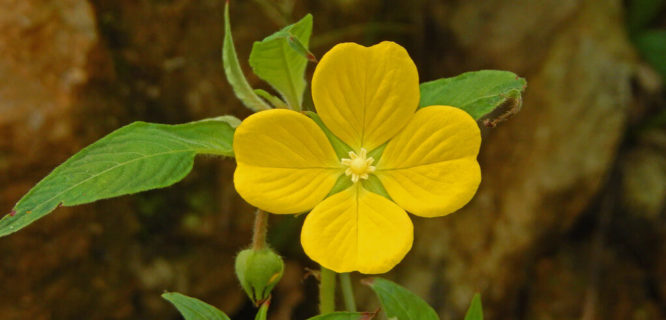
<box><xmin>222</xmin><ymin>1</ymin><xmax>271</xmax><ymax>112</ymax></box>
<box><xmin>249</xmin><ymin>14</ymin><xmax>313</xmax><ymax>110</ymax></box>
<box><xmin>307</xmin><ymin>312</ymin><xmax>377</xmax><ymax>320</ymax></box>
<box><xmin>0</xmin><ymin>116</ymin><xmax>239</xmax><ymax>237</ymax></box>
<box><xmin>419</xmin><ymin>70</ymin><xmax>526</xmax><ymax>121</ymax></box>
<box><xmin>162</xmin><ymin>292</ymin><xmax>230</xmax><ymax>320</ymax></box>
<box><xmin>365</xmin><ymin>278</ymin><xmax>439</xmax><ymax>320</ymax></box>
<box><xmin>464</xmin><ymin>293</ymin><xmax>483</xmax><ymax>320</ymax></box>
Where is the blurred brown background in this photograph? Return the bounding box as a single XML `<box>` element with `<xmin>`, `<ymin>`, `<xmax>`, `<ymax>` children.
<box><xmin>1</xmin><ymin>0</ymin><xmax>665</xmax><ymax>319</ymax></box>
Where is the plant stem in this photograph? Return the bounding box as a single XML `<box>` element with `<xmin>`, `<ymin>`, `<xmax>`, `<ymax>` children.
<box><xmin>252</xmin><ymin>209</ymin><xmax>269</xmax><ymax>250</ymax></box>
<box><xmin>319</xmin><ymin>266</ymin><xmax>336</xmax><ymax>314</ymax></box>
<box><xmin>339</xmin><ymin>273</ymin><xmax>357</xmax><ymax>312</ymax></box>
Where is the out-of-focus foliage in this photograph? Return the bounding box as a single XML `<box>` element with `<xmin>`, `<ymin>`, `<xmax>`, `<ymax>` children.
<box><xmin>628</xmin><ymin>0</ymin><xmax>666</xmax><ymax>80</ymax></box>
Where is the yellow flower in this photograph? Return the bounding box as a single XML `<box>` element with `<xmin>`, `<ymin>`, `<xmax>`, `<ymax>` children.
<box><xmin>233</xmin><ymin>42</ymin><xmax>481</xmax><ymax>274</ymax></box>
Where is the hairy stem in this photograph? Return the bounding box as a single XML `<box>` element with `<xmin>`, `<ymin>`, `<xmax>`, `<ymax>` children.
<box><xmin>319</xmin><ymin>266</ymin><xmax>336</xmax><ymax>314</ymax></box>
<box><xmin>339</xmin><ymin>273</ymin><xmax>357</xmax><ymax>312</ymax></box>
<box><xmin>251</xmin><ymin>209</ymin><xmax>269</xmax><ymax>250</ymax></box>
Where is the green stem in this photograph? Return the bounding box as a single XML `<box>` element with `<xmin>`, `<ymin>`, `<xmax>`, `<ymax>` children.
<box><xmin>252</xmin><ymin>209</ymin><xmax>269</xmax><ymax>250</ymax></box>
<box><xmin>319</xmin><ymin>266</ymin><xmax>336</xmax><ymax>314</ymax></box>
<box><xmin>339</xmin><ymin>273</ymin><xmax>357</xmax><ymax>312</ymax></box>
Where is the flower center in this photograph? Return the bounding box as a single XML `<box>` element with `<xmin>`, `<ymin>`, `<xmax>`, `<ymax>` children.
<box><xmin>341</xmin><ymin>148</ymin><xmax>376</xmax><ymax>183</ymax></box>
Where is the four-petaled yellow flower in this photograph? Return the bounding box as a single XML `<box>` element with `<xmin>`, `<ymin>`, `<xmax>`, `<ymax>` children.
<box><xmin>233</xmin><ymin>42</ymin><xmax>481</xmax><ymax>274</ymax></box>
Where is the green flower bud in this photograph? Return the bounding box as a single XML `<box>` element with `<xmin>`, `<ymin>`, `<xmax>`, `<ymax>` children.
<box><xmin>234</xmin><ymin>247</ymin><xmax>284</xmax><ymax>305</ymax></box>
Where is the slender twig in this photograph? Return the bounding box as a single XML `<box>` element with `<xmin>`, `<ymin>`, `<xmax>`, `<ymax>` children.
<box><xmin>252</xmin><ymin>209</ymin><xmax>269</xmax><ymax>250</ymax></box>
<box><xmin>339</xmin><ymin>273</ymin><xmax>357</xmax><ymax>312</ymax></box>
<box><xmin>319</xmin><ymin>266</ymin><xmax>336</xmax><ymax>314</ymax></box>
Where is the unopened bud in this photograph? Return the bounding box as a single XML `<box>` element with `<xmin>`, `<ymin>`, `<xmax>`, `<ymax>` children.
<box><xmin>234</xmin><ymin>247</ymin><xmax>284</xmax><ymax>305</ymax></box>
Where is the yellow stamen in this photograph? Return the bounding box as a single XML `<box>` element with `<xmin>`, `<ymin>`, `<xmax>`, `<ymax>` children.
<box><xmin>341</xmin><ymin>148</ymin><xmax>375</xmax><ymax>183</ymax></box>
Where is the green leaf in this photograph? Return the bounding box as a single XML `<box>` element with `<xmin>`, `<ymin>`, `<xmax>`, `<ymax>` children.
<box><xmin>635</xmin><ymin>30</ymin><xmax>666</xmax><ymax>80</ymax></box>
<box><xmin>249</xmin><ymin>14</ymin><xmax>313</xmax><ymax>110</ymax></box>
<box><xmin>627</xmin><ymin>0</ymin><xmax>665</xmax><ymax>33</ymax></box>
<box><xmin>1</xmin><ymin>116</ymin><xmax>239</xmax><ymax>237</ymax></box>
<box><xmin>307</xmin><ymin>312</ymin><xmax>376</xmax><ymax>320</ymax></box>
<box><xmin>365</xmin><ymin>278</ymin><xmax>439</xmax><ymax>320</ymax></box>
<box><xmin>419</xmin><ymin>70</ymin><xmax>526</xmax><ymax>121</ymax></box>
<box><xmin>222</xmin><ymin>1</ymin><xmax>271</xmax><ymax>112</ymax></box>
<box><xmin>464</xmin><ymin>293</ymin><xmax>483</xmax><ymax>320</ymax></box>
<box><xmin>255</xmin><ymin>300</ymin><xmax>269</xmax><ymax>320</ymax></box>
<box><xmin>162</xmin><ymin>292</ymin><xmax>230</xmax><ymax>320</ymax></box>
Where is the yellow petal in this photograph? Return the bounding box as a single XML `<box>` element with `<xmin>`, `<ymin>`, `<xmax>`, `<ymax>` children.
<box><xmin>311</xmin><ymin>41</ymin><xmax>419</xmax><ymax>151</ymax></box>
<box><xmin>233</xmin><ymin>109</ymin><xmax>341</xmax><ymax>214</ymax></box>
<box><xmin>376</xmin><ymin>106</ymin><xmax>481</xmax><ymax>217</ymax></box>
<box><xmin>301</xmin><ymin>185</ymin><xmax>413</xmax><ymax>274</ymax></box>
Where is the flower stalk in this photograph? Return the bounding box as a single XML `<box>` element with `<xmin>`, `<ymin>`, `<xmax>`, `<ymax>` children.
<box><xmin>252</xmin><ymin>209</ymin><xmax>269</xmax><ymax>250</ymax></box>
<box><xmin>339</xmin><ymin>273</ymin><xmax>357</xmax><ymax>312</ymax></box>
<box><xmin>319</xmin><ymin>266</ymin><xmax>336</xmax><ymax>314</ymax></box>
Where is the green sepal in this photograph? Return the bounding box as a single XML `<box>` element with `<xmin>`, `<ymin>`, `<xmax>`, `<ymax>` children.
<box><xmin>162</xmin><ymin>292</ymin><xmax>230</xmax><ymax>320</ymax></box>
<box><xmin>419</xmin><ymin>70</ymin><xmax>526</xmax><ymax>124</ymax></box>
<box><xmin>222</xmin><ymin>1</ymin><xmax>271</xmax><ymax>112</ymax></box>
<box><xmin>254</xmin><ymin>300</ymin><xmax>270</xmax><ymax>320</ymax></box>
<box><xmin>361</xmin><ymin>175</ymin><xmax>392</xmax><ymax>201</ymax></box>
<box><xmin>327</xmin><ymin>174</ymin><xmax>353</xmax><ymax>197</ymax></box>
<box><xmin>304</xmin><ymin>111</ymin><xmax>353</xmax><ymax>159</ymax></box>
<box><xmin>249</xmin><ymin>14</ymin><xmax>313</xmax><ymax>110</ymax></box>
<box><xmin>365</xmin><ymin>277</ymin><xmax>439</xmax><ymax>320</ymax></box>
<box><xmin>367</xmin><ymin>142</ymin><xmax>387</xmax><ymax>163</ymax></box>
<box><xmin>464</xmin><ymin>293</ymin><xmax>483</xmax><ymax>320</ymax></box>
<box><xmin>1</xmin><ymin>116</ymin><xmax>239</xmax><ymax>238</ymax></box>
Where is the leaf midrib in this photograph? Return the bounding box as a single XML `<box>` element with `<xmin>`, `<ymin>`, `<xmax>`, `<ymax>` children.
<box><xmin>15</xmin><ymin>148</ymin><xmax>206</xmax><ymax>214</ymax></box>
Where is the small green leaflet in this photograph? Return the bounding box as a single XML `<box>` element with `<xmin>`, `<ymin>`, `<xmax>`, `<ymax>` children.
<box><xmin>162</xmin><ymin>292</ymin><xmax>230</xmax><ymax>320</ymax></box>
<box><xmin>249</xmin><ymin>14</ymin><xmax>313</xmax><ymax>110</ymax></box>
<box><xmin>254</xmin><ymin>89</ymin><xmax>289</xmax><ymax>109</ymax></box>
<box><xmin>365</xmin><ymin>278</ymin><xmax>439</xmax><ymax>320</ymax></box>
<box><xmin>307</xmin><ymin>312</ymin><xmax>376</xmax><ymax>320</ymax></box>
<box><xmin>464</xmin><ymin>293</ymin><xmax>483</xmax><ymax>320</ymax></box>
<box><xmin>419</xmin><ymin>70</ymin><xmax>526</xmax><ymax>123</ymax></box>
<box><xmin>222</xmin><ymin>1</ymin><xmax>271</xmax><ymax>112</ymax></box>
<box><xmin>0</xmin><ymin>116</ymin><xmax>239</xmax><ymax>237</ymax></box>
